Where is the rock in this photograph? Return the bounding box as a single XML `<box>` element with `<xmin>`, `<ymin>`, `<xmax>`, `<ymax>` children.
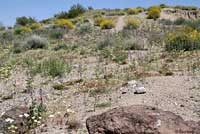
<box><xmin>86</xmin><ymin>105</ymin><xmax>200</xmax><ymax>134</ymax></box>
<box><xmin>134</xmin><ymin>86</ymin><xmax>146</xmax><ymax>94</ymax></box>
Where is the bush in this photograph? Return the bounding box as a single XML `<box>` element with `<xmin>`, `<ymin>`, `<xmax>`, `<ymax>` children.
<box><xmin>76</xmin><ymin>23</ymin><xmax>93</xmax><ymax>34</ymax></box>
<box><xmin>124</xmin><ymin>18</ymin><xmax>140</xmax><ymax>30</ymax></box>
<box><xmin>30</xmin><ymin>23</ymin><xmax>42</xmax><ymax>30</ymax></box>
<box><xmin>184</xmin><ymin>19</ymin><xmax>200</xmax><ymax>30</ymax></box>
<box><xmin>50</xmin><ymin>32</ymin><xmax>64</xmax><ymax>39</ymax></box>
<box><xmin>94</xmin><ymin>17</ymin><xmax>104</xmax><ymax>26</ymax></box>
<box><xmin>14</xmin><ymin>26</ymin><xmax>32</xmax><ymax>34</ymax></box>
<box><xmin>16</xmin><ymin>16</ymin><xmax>36</xmax><ymax>26</ymax></box>
<box><xmin>147</xmin><ymin>6</ymin><xmax>161</xmax><ymax>20</ymax></box>
<box><xmin>97</xmin><ymin>37</ymin><xmax>115</xmax><ymax>50</ymax></box>
<box><xmin>23</xmin><ymin>35</ymin><xmax>48</xmax><ymax>50</ymax></box>
<box><xmin>32</xmin><ymin>57</ymin><xmax>71</xmax><ymax>77</ymax></box>
<box><xmin>54</xmin><ymin>19</ymin><xmax>74</xmax><ymax>29</ymax></box>
<box><xmin>54</xmin><ymin>44</ymin><xmax>69</xmax><ymax>51</ymax></box>
<box><xmin>159</xmin><ymin>19</ymin><xmax>173</xmax><ymax>25</ymax></box>
<box><xmin>173</xmin><ymin>17</ymin><xmax>187</xmax><ymax>25</ymax></box>
<box><xmin>124</xmin><ymin>38</ymin><xmax>143</xmax><ymax>50</ymax></box>
<box><xmin>100</xmin><ymin>19</ymin><xmax>115</xmax><ymax>29</ymax></box>
<box><xmin>54</xmin><ymin>11</ymin><xmax>68</xmax><ymax>19</ymax></box>
<box><xmin>113</xmin><ymin>50</ymin><xmax>127</xmax><ymax>64</ymax></box>
<box><xmin>127</xmin><ymin>8</ymin><xmax>140</xmax><ymax>15</ymax></box>
<box><xmin>165</xmin><ymin>27</ymin><xmax>200</xmax><ymax>51</ymax></box>
<box><xmin>67</xmin><ymin>4</ymin><xmax>86</xmax><ymax>18</ymax></box>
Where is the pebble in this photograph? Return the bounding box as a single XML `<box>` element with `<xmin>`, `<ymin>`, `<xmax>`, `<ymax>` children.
<box><xmin>134</xmin><ymin>87</ymin><xmax>146</xmax><ymax>94</ymax></box>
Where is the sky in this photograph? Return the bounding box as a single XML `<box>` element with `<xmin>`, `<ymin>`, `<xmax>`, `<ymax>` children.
<box><xmin>0</xmin><ymin>0</ymin><xmax>200</xmax><ymax>26</ymax></box>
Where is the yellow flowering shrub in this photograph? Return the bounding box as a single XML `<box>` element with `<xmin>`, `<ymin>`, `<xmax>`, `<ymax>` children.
<box><xmin>165</xmin><ymin>27</ymin><xmax>200</xmax><ymax>51</ymax></box>
<box><xmin>30</xmin><ymin>23</ymin><xmax>43</xmax><ymax>30</ymax></box>
<box><xmin>100</xmin><ymin>19</ymin><xmax>115</xmax><ymax>29</ymax></box>
<box><xmin>127</xmin><ymin>8</ymin><xmax>141</xmax><ymax>15</ymax></box>
<box><xmin>54</xmin><ymin>19</ymin><xmax>74</xmax><ymax>29</ymax></box>
<box><xmin>124</xmin><ymin>18</ymin><xmax>140</xmax><ymax>29</ymax></box>
<box><xmin>14</xmin><ymin>26</ymin><xmax>32</xmax><ymax>34</ymax></box>
<box><xmin>147</xmin><ymin>6</ymin><xmax>161</xmax><ymax>20</ymax></box>
<box><xmin>94</xmin><ymin>17</ymin><xmax>104</xmax><ymax>26</ymax></box>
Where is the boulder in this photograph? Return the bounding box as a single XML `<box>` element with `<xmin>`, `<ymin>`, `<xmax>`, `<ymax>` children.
<box><xmin>86</xmin><ymin>105</ymin><xmax>200</xmax><ymax>134</ymax></box>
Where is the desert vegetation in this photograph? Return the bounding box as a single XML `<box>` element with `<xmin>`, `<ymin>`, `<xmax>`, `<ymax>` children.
<box><xmin>0</xmin><ymin>3</ymin><xmax>200</xmax><ymax>134</ymax></box>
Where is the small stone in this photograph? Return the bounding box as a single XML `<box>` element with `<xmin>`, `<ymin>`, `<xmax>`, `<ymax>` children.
<box><xmin>122</xmin><ymin>91</ymin><xmax>127</xmax><ymax>94</ymax></box>
<box><xmin>180</xmin><ymin>104</ymin><xmax>184</xmax><ymax>107</ymax></box>
<box><xmin>134</xmin><ymin>87</ymin><xmax>146</xmax><ymax>94</ymax></box>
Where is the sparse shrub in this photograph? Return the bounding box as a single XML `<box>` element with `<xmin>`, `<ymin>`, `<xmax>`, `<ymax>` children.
<box><xmin>173</xmin><ymin>17</ymin><xmax>187</xmax><ymax>25</ymax></box>
<box><xmin>175</xmin><ymin>5</ymin><xmax>197</xmax><ymax>10</ymax></box>
<box><xmin>113</xmin><ymin>50</ymin><xmax>127</xmax><ymax>64</ymax></box>
<box><xmin>1</xmin><ymin>31</ymin><xmax>14</xmax><ymax>41</ymax></box>
<box><xmin>100</xmin><ymin>19</ymin><xmax>115</xmax><ymax>29</ymax></box>
<box><xmin>147</xmin><ymin>6</ymin><xmax>161</xmax><ymax>20</ymax></box>
<box><xmin>13</xmin><ymin>42</ymin><xmax>23</xmax><ymax>53</ymax></box>
<box><xmin>54</xmin><ymin>19</ymin><xmax>74</xmax><ymax>29</ymax></box>
<box><xmin>14</xmin><ymin>26</ymin><xmax>32</xmax><ymax>34</ymax></box>
<box><xmin>54</xmin><ymin>11</ymin><xmax>68</xmax><ymax>19</ymax></box>
<box><xmin>160</xmin><ymin>4</ymin><xmax>168</xmax><ymax>8</ymax></box>
<box><xmin>97</xmin><ymin>37</ymin><xmax>115</xmax><ymax>50</ymax></box>
<box><xmin>50</xmin><ymin>32</ymin><xmax>64</xmax><ymax>39</ymax></box>
<box><xmin>32</xmin><ymin>57</ymin><xmax>71</xmax><ymax>77</ymax></box>
<box><xmin>76</xmin><ymin>23</ymin><xmax>93</xmax><ymax>34</ymax></box>
<box><xmin>124</xmin><ymin>38</ymin><xmax>143</xmax><ymax>50</ymax></box>
<box><xmin>54</xmin><ymin>44</ymin><xmax>68</xmax><ymax>51</ymax></box>
<box><xmin>159</xmin><ymin>19</ymin><xmax>173</xmax><ymax>25</ymax></box>
<box><xmin>23</xmin><ymin>35</ymin><xmax>48</xmax><ymax>50</ymax></box>
<box><xmin>124</xmin><ymin>18</ymin><xmax>140</xmax><ymax>30</ymax></box>
<box><xmin>53</xmin><ymin>84</ymin><xmax>65</xmax><ymax>90</ymax></box>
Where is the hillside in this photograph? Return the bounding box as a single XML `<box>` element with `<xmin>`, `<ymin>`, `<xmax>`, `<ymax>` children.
<box><xmin>0</xmin><ymin>4</ymin><xmax>200</xmax><ymax>134</ymax></box>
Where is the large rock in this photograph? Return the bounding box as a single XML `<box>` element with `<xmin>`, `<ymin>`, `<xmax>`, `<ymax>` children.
<box><xmin>86</xmin><ymin>105</ymin><xmax>200</xmax><ymax>134</ymax></box>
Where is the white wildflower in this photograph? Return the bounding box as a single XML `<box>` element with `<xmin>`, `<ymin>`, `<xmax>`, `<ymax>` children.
<box><xmin>24</xmin><ymin>113</ymin><xmax>29</xmax><ymax>118</ymax></box>
<box><xmin>5</xmin><ymin>118</ymin><xmax>14</xmax><ymax>123</ymax></box>
<box><xmin>49</xmin><ymin>114</ymin><xmax>54</xmax><ymax>118</ymax></box>
<box><xmin>19</xmin><ymin>115</ymin><xmax>23</xmax><ymax>118</ymax></box>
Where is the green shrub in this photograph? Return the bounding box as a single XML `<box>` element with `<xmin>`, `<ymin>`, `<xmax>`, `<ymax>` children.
<box><xmin>67</xmin><ymin>4</ymin><xmax>86</xmax><ymax>18</ymax></box>
<box><xmin>54</xmin><ymin>44</ymin><xmax>69</xmax><ymax>51</ymax></box>
<box><xmin>113</xmin><ymin>50</ymin><xmax>127</xmax><ymax>64</ymax></box>
<box><xmin>23</xmin><ymin>35</ymin><xmax>48</xmax><ymax>50</ymax></box>
<box><xmin>124</xmin><ymin>18</ymin><xmax>140</xmax><ymax>30</ymax></box>
<box><xmin>32</xmin><ymin>57</ymin><xmax>71</xmax><ymax>77</ymax></box>
<box><xmin>184</xmin><ymin>19</ymin><xmax>200</xmax><ymax>30</ymax></box>
<box><xmin>147</xmin><ymin>6</ymin><xmax>161</xmax><ymax>20</ymax></box>
<box><xmin>173</xmin><ymin>17</ymin><xmax>187</xmax><ymax>25</ymax></box>
<box><xmin>16</xmin><ymin>16</ymin><xmax>36</xmax><ymax>26</ymax></box>
<box><xmin>50</xmin><ymin>32</ymin><xmax>64</xmax><ymax>39</ymax></box>
<box><xmin>159</xmin><ymin>19</ymin><xmax>173</xmax><ymax>25</ymax></box>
